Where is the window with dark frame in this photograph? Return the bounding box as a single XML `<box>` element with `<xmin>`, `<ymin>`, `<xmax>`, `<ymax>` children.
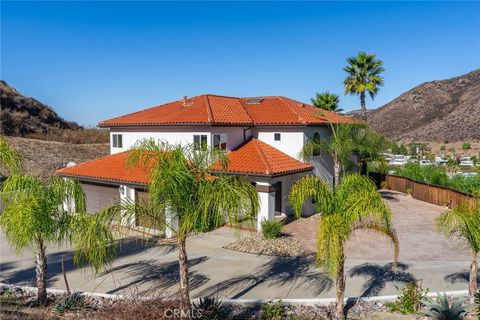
<box><xmin>213</xmin><ymin>134</ymin><xmax>227</xmax><ymax>150</ymax></box>
<box><xmin>274</xmin><ymin>133</ymin><xmax>281</xmax><ymax>141</ymax></box>
<box><xmin>193</xmin><ymin>134</ymin><xmax>208</xmax><ymax>149</ymax></box>
<box><xmin>112</xmin><ymin>134</ymin><xmax>123</xmax><ymax>148</ymax></box>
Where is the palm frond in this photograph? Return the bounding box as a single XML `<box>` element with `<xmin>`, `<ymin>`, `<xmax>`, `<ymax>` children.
<box><xmin>0</xmin><ymin>136</ymin><xmax>21</xmax><ymax>174</ymax></box>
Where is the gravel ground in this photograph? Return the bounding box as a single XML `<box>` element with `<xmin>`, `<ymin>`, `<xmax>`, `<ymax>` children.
<box><xmin>223</xmin><ymin>233</ymin><xmax>311</xmax><ymax>257</ymax></box>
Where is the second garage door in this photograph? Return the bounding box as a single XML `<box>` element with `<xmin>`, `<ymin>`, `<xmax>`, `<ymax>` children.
<box><xmin>82</xmin><ymin>183</ymin><xmax>120</xmax><ymax>214</ymax></box>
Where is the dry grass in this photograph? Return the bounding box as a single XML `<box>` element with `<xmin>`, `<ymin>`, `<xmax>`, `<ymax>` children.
<box><xmin>2</xmin><ymin>136</ymin><xmax>109</xmax><ymax>181</ymax></box>
<box><xmin>25</xmin><ymin>128</ymin><xmax>109</xmax><ymax>144</ymax></box>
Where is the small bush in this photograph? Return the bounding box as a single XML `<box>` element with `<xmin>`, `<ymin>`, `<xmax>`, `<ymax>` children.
<box><xmin>387</xmin><ymin>281</ymin><xmax>428</xmax><ymax>314</ymax></box>
<box><xmin>261</xmin><ymin>300</ymin><xmax>287</xmax><ymax>320</ymax></box>
<box><xmin>475</xmin><ymin>291</ymin><xmax>480</xmax><ymax>318</ymax></box>
<box><xmin>462</xmin><ymin>142</ymin><xmax>471</xmax><ymax>150</ymax></box>
<box><xmin>193</xmin><ymin>296</ymin><xmax>229</xmax><ymax>320</ymax></box>
<box><xmin>422</xmin><ymin>293</ymin><xmax>468</xmax><ymax>320</ymax></box>
<box><xmin>381</xmin><ymin>181</ymin><xmax>389</xmax><ymax>190</ymax></box>
<box><xmin>54</xmin><ymin>292</ymin><xmax>84</xmax><ymax>314</ymax></box>
<box><xmin>261</xmin><ymin>220</ymin><xmax>283</xmax><ymax>239</ymax></box>
<box><xmin>406</xmin><ymin>187</ymin><xmax>413</xmax><ymax>195</ymax></box>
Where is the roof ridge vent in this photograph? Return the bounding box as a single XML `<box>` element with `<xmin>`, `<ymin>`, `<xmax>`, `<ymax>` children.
<box><xmin>245</xmin><ymin>97</ymin><xmax>264</xmax><ymax>104</ymax></box>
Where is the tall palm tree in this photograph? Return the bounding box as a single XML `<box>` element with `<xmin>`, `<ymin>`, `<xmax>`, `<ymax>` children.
<box><xmin>0</xmin><ymin>175</ymin><xmax>116</xmax><ymax>306</ymax></box>
<box><xmin>0</xmin><ymin>135</ymin><xmax>21</xmax><ymax>174</ymax></box>
<box><xmin>343</xmin><ymin>52</ymin><xmax>385</xmax><ymax>121</ymax></box>
<box><xmin>125</xmin><ymin>139</ymin><xmax>258</xmax><ymax>308</ymax></box>
<box><xmin>436</xmin><ymin>201</ymin><xmax>480</xmax><ymax>295</ymax></box>
<box><xmin>289</xmin><ymin>174</ymin><xmax>398</xmax><ymax>318</ymax></box>
<box><xmin>311</xmin><ymin>91</ymin><xmax>343</xmax><ymax>112</ymax></box>
<box><xmin>301</xmin><ymin>123</ymin><xmax>355</xmax><ymax>187</ymax></box>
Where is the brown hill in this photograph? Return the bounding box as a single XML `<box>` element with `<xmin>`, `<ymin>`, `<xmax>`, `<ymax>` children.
<box><xmin>355</xmin><ymin>69</ymin><xmax>480</xmax><ymax>142</ymax></box>
<box><xmin>0</xmin><ymin>80</ymin><xmax>81</xmax><ymax>136</ymax></box>
<box><xmin>2</xmin><ymin>136</ymin><xmax>108</xmax><ymax>181</ymax></box>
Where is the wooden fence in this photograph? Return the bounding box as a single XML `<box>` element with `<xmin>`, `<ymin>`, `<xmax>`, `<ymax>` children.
<box><xmin>385</xmin><ymin>174</ymin><xmax>477</xmax><ymax>207</ymax></box>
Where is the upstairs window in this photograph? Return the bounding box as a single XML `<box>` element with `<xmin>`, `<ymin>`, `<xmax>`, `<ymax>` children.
<box><xmin>213</xmin><ymin>134</ymin><xmax>227</xmax><ymax>150</ymax></box>
<box><xmin>274</xmin><ymin>133</ymin><xmax>281</xmax><ymax>141</ymax></box>
<box><xmin>112</xmin><ymin>134</ymin><xmax>123</xmax><ymax>148</ymax></box>
<box><xmin>193</xmin><ymin>134</ymin><xmax>208</xmax><ymax>149</ymax></box>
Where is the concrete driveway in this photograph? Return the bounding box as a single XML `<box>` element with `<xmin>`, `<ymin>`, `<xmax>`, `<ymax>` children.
<box><xmin>0</xmin><ymin>193</ymin><xmax>477</xmax><ymax>299</ymax></box>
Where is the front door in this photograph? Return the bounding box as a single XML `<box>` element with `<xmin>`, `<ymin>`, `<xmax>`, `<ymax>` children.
<box><xmin>274</xmin><ymin>182</ymin><xmax>282</xmax><ymax>214</ymax></box>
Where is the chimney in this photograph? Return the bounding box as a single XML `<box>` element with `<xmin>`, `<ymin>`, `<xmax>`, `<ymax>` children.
<box><xmin>182</xmin><ymin>96</ymin><xmax>188</xmax><ymax>107</ymax></box>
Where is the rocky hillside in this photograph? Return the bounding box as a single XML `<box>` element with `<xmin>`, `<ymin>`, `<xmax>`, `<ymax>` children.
<box><xmin>0</xmin><ymin>80</ymin><xmax>81</xmax><ymax>136</ymax></box>
<box><xmin>356</xmin><ymin>69</ymin><xmax>480</xmax><ymax>142</ymax></box>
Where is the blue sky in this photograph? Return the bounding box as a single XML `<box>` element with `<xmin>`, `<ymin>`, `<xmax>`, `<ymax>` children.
<box><xmin>1</xmin><ymin>1</ymin><xmax>479</xmax><ymax>126</ymax></box>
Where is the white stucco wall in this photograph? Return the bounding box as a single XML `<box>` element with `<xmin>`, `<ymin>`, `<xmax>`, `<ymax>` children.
<box><xmin>109</xmin><ymin>126</ymin><xmax>247</xmax><ymax>154</ymax></box>
<box><xmin>253</xmin><ymin>127</ymin><xmax>305</xmax><ymax>160</ymax></box>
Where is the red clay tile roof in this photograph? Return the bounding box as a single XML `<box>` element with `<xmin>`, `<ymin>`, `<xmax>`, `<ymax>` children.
<box><xmin>211</xmin><ymin>138</ymin><xmax>313</xmax><ymax>176</ymax></box>
<box><xmin>56</xmin><ymin>151</ymin><xmax>150</xmax><ymax>185</ymax></box>
<box><xmin>57</xmin><ymin>139</ymin><xmax>313</xmax><ymax>184</ymax></box>
<box><xmin>98</xmin><ymin>94</ymin><xmax>351</xmax><ymax>127</ymax></box>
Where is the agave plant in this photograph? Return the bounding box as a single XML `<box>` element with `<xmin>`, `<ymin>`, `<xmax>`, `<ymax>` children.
<box><xmin>423</xmin><ymin>293</ymin><xmax>469</xmax><ymax>320</ymax></box>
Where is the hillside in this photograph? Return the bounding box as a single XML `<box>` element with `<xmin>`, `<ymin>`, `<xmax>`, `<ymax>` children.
<box><xmin>2</xmin><ymin>136</ymin><xmax>109</xmax><ymax>181</ymax></box>
<box><xmin>0</xmin><ymin>80</ymin><xmax>81</xmax><ymax>136</ymax></box>
<box><xmin>354</xmin><ymin>69</ymin><xmax>480</xmax><ymax>142</ymax></box>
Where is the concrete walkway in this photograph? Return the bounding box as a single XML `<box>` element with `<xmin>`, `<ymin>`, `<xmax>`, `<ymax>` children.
<box><xmin>0</xmin><ymin>193</ymin><xmax>477</xmax><ymax>299</ymax></box>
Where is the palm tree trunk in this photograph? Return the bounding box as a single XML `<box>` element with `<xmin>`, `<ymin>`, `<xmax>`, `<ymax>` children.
<box><xmin>469</xmin><ymin>250</ymin><xmax>478</xmax><ymax>295</ymax></box>
<box><xmin>36</xmin><ymin>239</ymin><xmax>48</xmax><ymax>307</ymax></box>
<box><xmin>335</xmin><ymin>255</ymin><xmax>346</xmax><ymax>319</ymax></box>
<box><xmin>333</xmin><ymin>159</ymin><xmax>341</xmax><ymax>188</ymax></box>
<box><xmin>360</xmin><ymin>91</ymin><xmax>367</xmax><ymax>121</ymax></box>
<box><xmin>178</xmin><ymin>236</ymin><xmax>190</xmax><ymax>310</ymax></box>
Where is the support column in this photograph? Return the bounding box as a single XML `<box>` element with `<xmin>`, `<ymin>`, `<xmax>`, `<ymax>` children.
<box><xmin>165</xmin><ymin>207</ymin><xmax>178</xmax><ymax>239</ymax></box>
<box><xmin>119</xmin><ymin>185</ymin><xmax>135</xmax><ymax>227</ymax></box>
<box><xmin>255</xmin><ymin>182</ymin><xmax>276</xmax><ymax>232</ymax></box>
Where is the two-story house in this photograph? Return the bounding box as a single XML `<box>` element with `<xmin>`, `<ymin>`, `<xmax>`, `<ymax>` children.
<box><xmin>57</xmin><ymin>94</ymin><xmax>351</xmax><ymax>236</ymax></box>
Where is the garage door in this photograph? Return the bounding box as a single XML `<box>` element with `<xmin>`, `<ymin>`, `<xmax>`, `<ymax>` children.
<box><xmin>135</xmin><ymin>189</ymin><xmax>163</xmax><ymax>230</ymax></box>
<box><xmin>82</xmin><ymin>183</ymin><xmax>119</xmax><ymax>214</ymax></box>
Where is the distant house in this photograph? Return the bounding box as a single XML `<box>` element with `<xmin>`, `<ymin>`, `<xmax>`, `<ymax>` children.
<box><xmin>56</xmin><ymin>94</ymin><xmax>351</xmax><ymax>236</ymax></box>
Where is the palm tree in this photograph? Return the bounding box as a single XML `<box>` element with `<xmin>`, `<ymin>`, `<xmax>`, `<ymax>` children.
<box><xmin>311</xmin><ymin>92</ymin><xmax>343</xmax><ymax>112</ymax></box>
<box><xmin>435</xmin><ymin>201</ymin><xmax>480</xmax><ymax>295</ymax></box>
<box><xmin>0</xmin><ymin>135</ymin><xmax>21</xmax><ymax>174</ymax></box>
<box><xmin>124</xmin><ymin>139</ymin><xmax>258</xmax><ymax>308</ymax></box>
<box><xmin>343</xmin><ymin>52</ymin><xmax>385</xmax><ymax>121</ymax></box>
<box><xmin>0</xmin><ymin>175</ymin><xmax>116</xmax><ymax>306</ymax></box>
<box><xmin>289</xmin><ymin>174</ymin><xmax>398</xmax><ymax>318</ymax></box>
<box><xmin>354</xmin><ymin>125</ymin><xmax>392</xmax><ymax>175</ymax></box>
<box><xmin>301</xmin><ymin>123</ymin><xmax>355</xmax><ymax>187</ymax></box>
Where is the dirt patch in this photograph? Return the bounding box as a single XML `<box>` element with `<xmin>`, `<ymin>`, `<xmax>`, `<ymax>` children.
<box><xmin>223</xmin><ymin>233</ymin><xmax>311</xmax><ymax>257</ymax></box>
<box><xmin>3</xmin><ymin>136</ymin><xmax>109</xmax><ymax>181</ymax></box>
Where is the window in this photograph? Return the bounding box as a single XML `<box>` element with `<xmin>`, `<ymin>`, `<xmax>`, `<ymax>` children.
<box><xmin>312</xmin><ymin>131</ymin><xmax>321</xmax><ymax>156</ymax></box>
<box><xmin>274</xmin><ymin>133</ymin><xmax>281</xmax><ymax>141</ymax></box>
<box><xmin>112</xmin><ymin>134</ymin><xmax>123</xmax><ymax>148</ymax></box>
<box><xmin>313</xmin><ymin>131</ymin><xmax>321</xmax><ymax>142</ymax></box>
<box><xmin>193</xmin><ymin>134</ymin><xmax>207</xmax><ymax>149</ymax></box>
<box><xmin>213</xmin><ymin>134</ymin><xmax>227</xmax><ymax>150</ymax></box>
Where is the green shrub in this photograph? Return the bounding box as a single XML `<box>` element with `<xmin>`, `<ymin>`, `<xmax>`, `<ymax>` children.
<box><xmin>475</xmin><ymin>291</ymin><xmax>480</xmax><ymax>318</ymax></box>
<box><xmin>440</xmin><ymin>145</ymin><xmax>446</xmax><ymax>151</ymax></box>
<box><xmin>422</xmin><ymin>293</ymin><xmax>468</xmax><ymax>320</ymax></box>
<box><xmin>387</xmin><ymin>281</ymin><xmax>428</xmax><ymax>314</ymax></box>
<box><xmin>261</xmin><ymin>220</ymin><xmax>283</xmax><ymax>239</ymax></box>
<box><xmin>54</xmin><ymin>292</ymin><xmax>84</xmax><ymax>314</ymax></box>
<box><xmin>261</xmin><ymin>300</ymin><xmax>286</xmax><ymax>320</ymax></box>
<box><xmin>462</xmin><ymin>142</ymin><xmax>471</xmax><ymax>150</ymax></box>
<box><xmin>193</xmin><ymin>296</ymin><xmax>229</xmax><ymax>320</ymax></box>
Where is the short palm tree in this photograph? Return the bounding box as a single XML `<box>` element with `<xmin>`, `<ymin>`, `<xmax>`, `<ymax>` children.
<box><xmin>289</xmin><ymin>174</ymin><xmax>398</xmax><ymax>318</ymax></box>
<box><xmin>354</xmin><ymin>125</ymin><xmax>392</xmax><ymax>174</ymax></box>
<box><xmin>301</xmin><ymin>123</ymin><xmax>355</xmax><ymax>187</ymax></box>
<box><xmin>343</xmin><ymin>52</ymin><xmax>385</xmax><ymax>121</ymax></box>
<box><xmin>0</xmin><ymin>135</ymin><xmax>21</xmax><ymax>174</ymax></box>
<box><xmin>435</xmin><ymin>201</ymin><xmax>480</xmax><ymax>295</ymax></box>
<box><xmin>311</xmin><ymin>91</ymin><xmax>343</xmax><ymax>112</ymax></box>
<box><xmin>124</xmin><ymin>140</ymin><xmax>258</xmax><ymax>308</ymax></box>
<box><xmin>0</xmin><ymin>175</ymin><xmax>116</xmax><ymax>306</ymax></box>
